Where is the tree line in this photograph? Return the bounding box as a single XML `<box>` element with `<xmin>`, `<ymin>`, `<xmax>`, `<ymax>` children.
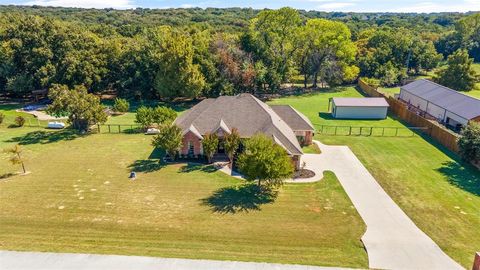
<box><xmin>0</xmin><ymin>7</ymin><xmax>479</xmax><ymax>99</ymax></box>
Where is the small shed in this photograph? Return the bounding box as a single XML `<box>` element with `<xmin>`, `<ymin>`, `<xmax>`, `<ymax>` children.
<box><xmin>330</xmin><ymin>97</ymin><xmax>389</xmax><ymax>119</ymax></box>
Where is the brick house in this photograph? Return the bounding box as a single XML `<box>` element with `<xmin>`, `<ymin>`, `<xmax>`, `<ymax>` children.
<box><xmin>174</xmin><ymin>93</ymin><xmax>315</xmax><ymax>169</ymax></box>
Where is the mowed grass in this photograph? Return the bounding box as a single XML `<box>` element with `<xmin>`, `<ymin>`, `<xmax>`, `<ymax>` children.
<box><xmin>0</xmin><ymin>104</ymin><xmax>40</xmax><ymax>126</ymax></box>
<box><xmin>0</xmin><ymin>127</ymin><xmax>367</xmax><ymax>268</ymax></box>
<box><xmin>302</xmin><ymin>143</ymin><xmax>321</xmax><ymax>154</ymax></box>
<box><xmin>268</xmin><ymin>86</ymin><xmax>404</xmax><ymax>128</ymax></box>
<box><xmin>270</xmin><ymin>87</ymin><xmax>480</xmax><ymax>268</ymax></box>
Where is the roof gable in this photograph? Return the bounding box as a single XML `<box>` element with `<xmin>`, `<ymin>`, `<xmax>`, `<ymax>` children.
<box><xmin>212</xmin><ymin>119</ymin><xmax>231</xmax><ymax>135</ymax></box>
<box><xmin>182</xmin><ymin>124</ymin><xmax>203</xmax><ymax>139</ymax></box>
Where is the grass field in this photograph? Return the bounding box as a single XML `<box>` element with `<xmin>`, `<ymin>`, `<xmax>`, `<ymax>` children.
<box><xmin>269</xmin><ymin>87</ymin><xmax>480</xmax><ymax>268</ymax></box>
<box><xmin>0</xmin><ymin>127</ymin><xmax>367</xmax><ymax>268</ymax></box>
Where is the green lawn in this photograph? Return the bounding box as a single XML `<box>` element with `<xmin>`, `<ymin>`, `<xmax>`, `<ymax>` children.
<box><xmin>269</xmin><ymin>87</ymin><xmax>480</xmax><ymax>268</ymax></box>
<box><xmin>268</xmin><ymin>86</ymin><xmax>404</xmax><ymax>128</ymax></box>
<box><xmin>0</xmin><ymin>104</ymin><xmax>42</xmax><ymax>127</ymax></box>
<box><xmin>302</xmin><ymin>143</ymin><xmax>321</xmax><ymax>154</ymax></box>
<box><xmin>0</xmin><ymin>127</ymin><xmax>367</xmax><ymax>268</ymax></box>
<box><xmin>377</xmin><ymin>86</ymin><xmax>400</xmax><ymax>97</ymax></box>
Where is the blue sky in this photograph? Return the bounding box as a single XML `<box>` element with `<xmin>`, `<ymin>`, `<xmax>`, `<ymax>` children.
<box><xmin>5</xmin><ymin>0</ymin><xmax>480</xmax><ymax>12</ymax></box>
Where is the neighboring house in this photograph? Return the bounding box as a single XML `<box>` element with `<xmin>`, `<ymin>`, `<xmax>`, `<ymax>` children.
<box><xmin>174</xmin><ymin>93</ymin><xmax>315</xmax><ymax>169</ymax></box>
<box><xmin>399</xmin><ymin>79</ymin><xmax>480</xmax><ymax>131</ymax></box>
<box><xmin>329</xmin><ymin>97</ymin><xmax>389</xmax><ymax>119</ymax></box>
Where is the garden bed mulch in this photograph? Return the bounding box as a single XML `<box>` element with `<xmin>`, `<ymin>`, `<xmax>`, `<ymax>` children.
<box><xmin>293</xmin><ymin>169</ymin><xmax>315</xmax><ymax>179</ymax></box>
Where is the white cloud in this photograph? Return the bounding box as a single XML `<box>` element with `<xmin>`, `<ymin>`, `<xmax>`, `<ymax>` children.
<box><xmin>24</xmin><ymin>0</ymin><xmax>135</xmax><ymax>9</ymax></box>
<box><xmin>317</xmin><ymin>2</ymin><xmax>355</xmax><ymax>10</ymax></box>
<box><xmin>324</xmin><ymin>0</ymin><xmax>480</xmax><ymax>12</ymax></box>
<box><xmin>180</xmin><ymin>3</ymin><xmax>194</xmax><ymax>8</ymax></box>
<box><xmin>395</xmin><ymin>1</ymin><xmax>480</xmax><ymax>12</ymax></box>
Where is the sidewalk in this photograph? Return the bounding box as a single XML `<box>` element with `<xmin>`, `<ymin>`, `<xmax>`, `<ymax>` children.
<box><xmin>0</xmin><ymin>251</ymin><xmax>352</xmax><ymax>270</ymax></box>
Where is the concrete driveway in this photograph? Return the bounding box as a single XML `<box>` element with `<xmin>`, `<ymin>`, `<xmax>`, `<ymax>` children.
<box><xmin>0</xmin><ymin>251</ymin><xmax>351</xmax><ymax>270</ymax></box>
<box><xmin>306</xmin><ymin>141</ymin><xmax>463</xmax><ymax>270</ymax></box>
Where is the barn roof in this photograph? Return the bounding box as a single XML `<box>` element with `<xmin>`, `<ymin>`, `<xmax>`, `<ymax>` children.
<box><xmin>401</xmin><ymin>79</ymin><xmax>480</xmax><ymax>120</ymax></box>
<box><xmin>332</xmin><ymin>97</ymin><xmax>389</xmax><ymax>107</ymax></box>
<box><xmin>174</xmin><ymin>93</ymin><xmax>304</xmax><ymax>155</ymax></box>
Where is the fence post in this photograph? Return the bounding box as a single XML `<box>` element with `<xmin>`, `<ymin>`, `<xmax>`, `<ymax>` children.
<box><xmin>360</xmin><ymin>127</ymin><xmax>363</xmax><ymax>136</ymax></box>
<box><xmin>108</xmin><ymin>125</ymin><xmax>111</xmax><ymax>133</ymax></box>
<box><xmin>369</xmin><ymin>127</ymin><xmax>372</xmax><ymax>136</ymax></box>
<box><xmin>395</xmin><ymin>127</ymin><xmax>399</xmax><ymax>137</ymax></box>
<box><xmin>97</xmin><ymin>124</ymin><xmax>100</xmax><ymax>133</ymax></box>
<box><xmin>334</xmin><ymin>126</ymin><xmax>337</xmax><ymax>135</ymax></box>
<box><xmin>349</xmin><ymin>126</ymin><xmax>351</xmax><ymax>135</ymax></box>
<box><xmin>118</xmin><ymin>125</ymin><xmax>121</xmax><ymax>133</ymax></box>
<box><xmin>382</xmin><ymin>127</ymin><xmax>385</xmax><ymax>136</ymax></box>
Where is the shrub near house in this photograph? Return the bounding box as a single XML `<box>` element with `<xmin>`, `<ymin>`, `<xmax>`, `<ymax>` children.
<box><xmin>237</xmin><ymin>134</ymin><xmax>294</xmax><ymax>188</ymax></box>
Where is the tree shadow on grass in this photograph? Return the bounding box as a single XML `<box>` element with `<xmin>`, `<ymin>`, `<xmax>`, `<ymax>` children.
<box><xmin>128</xmin><ymin>159</ymin><xmax>166</xmax><ymax>173</ymax></box>
<box><xmin>179</xmin><ymin>163</ymin><xmax>217</xmax><ymax>173</ymax></box>
<box><xmin>0</xmin><ymin>173</ymin><xmax>16</xmax><ymax>180</ymax></box>
<box><xmin>437</xmin><ymin>161</ymin><xmax>480</xmax><ymax>196</ymax></box>
<box><xmin>201</xmin><ymin>184</ymin><xmax>278</xmax><ymax>214</ymax></box>
<box><xmin>6</xmin><ymin>129</ymin><xmax>83</xmax><ymax>145</ymax></box>
<box><xmin>128</xmin><ymin>148</ymin><xmax>166</xmax><ymax>173</ymax></box>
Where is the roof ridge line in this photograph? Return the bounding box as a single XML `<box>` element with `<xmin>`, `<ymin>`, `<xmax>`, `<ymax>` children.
<box><xmin>416</xmin><ymin>79</ymin><xmax>480</xmax><ymax>102</ymax></box>
<box><xmin>248</xmin><ymin>95</ymin><xmax>303</xmax><ymax>154</ymax></box>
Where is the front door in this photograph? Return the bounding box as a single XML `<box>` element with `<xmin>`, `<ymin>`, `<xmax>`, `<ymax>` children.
<box><xmin>217</xmin><ymin>140</ymin><xmax>225</xmax><ymax>154</ymax></box>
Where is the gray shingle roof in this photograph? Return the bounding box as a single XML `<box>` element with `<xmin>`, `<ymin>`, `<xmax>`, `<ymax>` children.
<box><xmin>270</xmin><ymin>105</ymin><xmax>315</xmax><ymax>131</ymax></box>
<box><xmin>332</xmin><ymin>97</ymin><xmax>389</xmax><ymax>107</ymax></box>
<box><xmin>174</xmin><ymin>93</ymin><xmax>304</xmax><ymax>155</ymax></box>
<box><xmin>401</xmin><ymin>79</ymin><xmax>480</xmax><ymax>120</ymax></box>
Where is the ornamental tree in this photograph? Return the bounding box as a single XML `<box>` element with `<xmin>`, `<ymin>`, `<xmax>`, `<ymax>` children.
<box><xmin>224</xmin><ymin>128</ymin><xmax>241</xmax><ymax>164</ymax></box>
<box><xmin>458</xmin><ymin>123</ymin><xmax>480</xmax><ymax>163</ymax></box>
<box><xmin>46</xmin><ymin>84</ymin><xmax>107</xmax><ymax>131</ymax></box>
<box><xmin>112</xmin><ymin>98</ymin><xmax>130</xmax><ymax>113</ymax></box>
<box><xmin>237</xmin><ymin>134</ymin><xmax>294</xmax><ymax>188</ymax></box>
<box><xmin>3</xmin><ymin>144</ymin><xmax>26</xmax><ymax>174</ymax></box>
<box><xmin>202</xmin><ymin>133</ymin><xmax>219</xmax><ymax>164</ymax></box>
<box><xmin>135</xmin><ymin>106</ymin><xmax>176</xmax><ymax>129</ymax></box>
<box><xmin>151</xmin><ymin>124</ymin><xmax>183</xmax><ymax>161</ymax></box>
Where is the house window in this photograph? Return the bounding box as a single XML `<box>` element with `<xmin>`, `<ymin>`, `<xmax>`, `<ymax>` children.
<box><xmin>188</xmin><ymin>141</ymin><xmax>194</xmax><ymax>155</ymax></box>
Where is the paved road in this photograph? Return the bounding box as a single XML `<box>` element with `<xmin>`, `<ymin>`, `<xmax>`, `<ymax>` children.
<box><xmin>0</xmin><ymin>251</ymin><xmax>351</xmax><ymax>270</ymax></box>
<box><xmin>306</xmin><ymin>141</ymin><xmax>463</xmax><ymax>270</ymax></box>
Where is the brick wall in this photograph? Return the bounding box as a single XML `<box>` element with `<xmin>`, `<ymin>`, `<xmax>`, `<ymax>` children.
<box><xmin>304</xmin><ymin>131</ymin><xmax>313</xmax><ymax>145</ymax></box>
<box><xmin>180</xmin><ymin>131</ymin><xmax>202</xmax><ymax>156</ymax></box>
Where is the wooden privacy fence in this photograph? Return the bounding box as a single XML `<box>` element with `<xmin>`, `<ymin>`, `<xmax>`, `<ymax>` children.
<box><xmin>317</xmin><ymin>124</ymin><xmax>428</xmax><ymax>137</ymax></box>
<box><xmin>358</xmin><ymin>78</ymin><xmax>460</xmax><ymax>153</ymax></box>
<box><xmin>358</xmin><ymin>79</ymin><xmax>383</xmax><ymax>97</ymax></box>
<box><xmin>97</xmin><ymin>124</ymin><xmax>143</xmax><ymax>134</ymax></box>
